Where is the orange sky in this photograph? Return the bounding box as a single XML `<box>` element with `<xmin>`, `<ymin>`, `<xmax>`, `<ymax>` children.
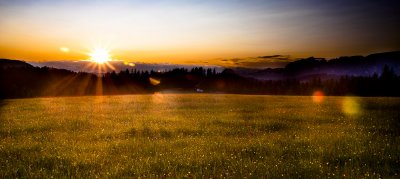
<box><xmin>0</xmin><ymin>0</ymin><xmax>399</xmax><ymax>66</ymax></box>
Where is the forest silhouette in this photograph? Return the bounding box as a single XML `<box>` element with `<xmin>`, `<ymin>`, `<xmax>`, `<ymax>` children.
<box><xmin>1</xmin><ymin>51</ymin><xmax>400</xmax><ymax>99</ymax></box>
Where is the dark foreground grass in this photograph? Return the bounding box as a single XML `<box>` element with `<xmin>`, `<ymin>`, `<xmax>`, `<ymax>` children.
<box><xmin>0</xmin><ymin>94</ymin><xmax>399</xmax><ymax>177</ymax></box>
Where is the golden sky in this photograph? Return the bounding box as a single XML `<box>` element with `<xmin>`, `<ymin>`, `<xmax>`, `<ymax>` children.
<box><xmin>0</xmin><ymin>0</ymin><xmax>399</xmax><ymax>66</ymax></box>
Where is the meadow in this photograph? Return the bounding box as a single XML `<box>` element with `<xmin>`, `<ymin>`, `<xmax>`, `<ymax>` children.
<box><xmin>0</xmin><ymin>94</ymin><xmax>399</xmax><ymax>177</ymax></box>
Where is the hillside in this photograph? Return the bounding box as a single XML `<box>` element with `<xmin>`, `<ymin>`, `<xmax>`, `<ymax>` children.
<box><xmin>0</xmin><ymin>59</ymin><xmax>33</xmax><ymax>69</ymax></box>
<box><xmin>236</xmin><ymin>51</ymin><xmax>400</xmax><ymax>81</ymax></box>
<box><xmin>1</xmin><ymin>51</ymin><xmax>400</xmax><ymax>98</ymax></box>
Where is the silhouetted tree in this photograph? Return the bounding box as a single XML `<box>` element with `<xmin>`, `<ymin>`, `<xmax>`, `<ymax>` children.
<box><xmin>2</xmin><ymin>58</ymin><xmax>400</xmax><ymax>99</ymax></box>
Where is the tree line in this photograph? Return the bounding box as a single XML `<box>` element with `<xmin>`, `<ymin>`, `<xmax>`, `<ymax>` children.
<box><xmin>1</xmin><ymin>59</ymin><xmax>399</xmax><ymax>99</ymax></box>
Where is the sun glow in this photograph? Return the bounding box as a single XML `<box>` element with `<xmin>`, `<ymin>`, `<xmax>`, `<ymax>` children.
<box><xmin>60</xmin><ymin>47</ymin><xmax>70</xmax><ymax>53</ymax></box>
<box><xmin>84</xmin><ymin>47</ymin><xmax>116</xmax><ymax>74</ymax></box>
<box><xmin>89</xmin><ymin>47</ymin><xmax>111</xmax><ymax>64</ymax></box>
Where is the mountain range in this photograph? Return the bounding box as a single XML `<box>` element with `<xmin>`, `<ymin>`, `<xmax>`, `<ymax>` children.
<box><xmin>16</xmin><ymin>51</ymin><xmax>400</xmax><ymax>81</ymax></box>
<box><xmin>27</xmin><ymin>60</ymin><xmax>223</xmax><ymax>75</ymax></box>
<box><xmin>233</xmin><ymin>51</ymin><xmax>400</xmax><ymax>81</ymax></box>
<box><xmin>1</xmin><ymin>51</ymin><xmax>400</xmax><ymax>98</ymax></box>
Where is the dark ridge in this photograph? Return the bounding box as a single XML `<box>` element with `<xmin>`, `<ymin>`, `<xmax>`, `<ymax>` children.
<box><xmin>241</xmin><ymin>51</ymin><xmax>400</xmax><ymax>81</ymax></box>
<box><xmin>1</xmin><ymin>51</ymin><xmax>400</xmax><ymax>98</ymax></box>
<box><xmin>0</xmin><ymin>59</ymin><xmax>33</xmax><ymax>69</ymax></box>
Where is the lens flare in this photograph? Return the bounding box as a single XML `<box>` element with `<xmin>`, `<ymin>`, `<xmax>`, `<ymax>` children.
<box><xmin>342</xmin><ymin>97</ymin><xmax>360</xmax><ymax>115</ymax></box>
<box><xmin>149</xmin><ymin>77</ymin><xmax>161</xmax><ymax>85</ymax></box>
<box><xmin>152</xmin><ymin>92</ymin><xmax>165</xmax><ymax>104</ymax></box>
<box><xmin>312</xmin><ymin>90</ymin><xmax>325</xmax><ymax>103</ymax></box>
<box><xmin>60</xmin><ymin>47</ymin><xmax>70</xmax><ymax>53</ymax></box>
<box><xmin>123</xmin><ymin>61</ymin><xmax>136</xmax><ymax>67</ymax></box>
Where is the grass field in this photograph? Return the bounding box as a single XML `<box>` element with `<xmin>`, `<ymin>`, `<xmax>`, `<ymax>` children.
<box><xmin>0</xmin><ymin>94</ymin><xmax>399</xmax><ymax>177</ymax></box>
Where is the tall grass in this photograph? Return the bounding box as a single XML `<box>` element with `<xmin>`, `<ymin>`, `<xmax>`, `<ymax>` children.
<box><xmin>0</xmin><ymin>94</ymin><xmax>399</xmax><ymax>177</ymax></box>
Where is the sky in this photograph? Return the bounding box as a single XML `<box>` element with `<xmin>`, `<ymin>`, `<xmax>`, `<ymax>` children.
<box><xmin>0</xmin><ymin>0</ymin><xmax>399</xmax><ymax>68</ymax></box>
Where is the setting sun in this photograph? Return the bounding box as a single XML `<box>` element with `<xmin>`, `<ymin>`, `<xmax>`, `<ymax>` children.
<box><xmin>89</xmin><ymin>48</ymin><xmax>111</xmax><ymax>64</ymax></box>
<box><xmin>1</xmin><ymin>0</ymin><xmax>400</xmax><ymax>177</ymax></box>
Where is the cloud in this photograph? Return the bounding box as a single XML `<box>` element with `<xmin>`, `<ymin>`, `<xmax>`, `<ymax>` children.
<box><xmin>257</xmin><ymin>55</ymin><xmax>283</xmax><ymax>59</ymax></box>
<box><xmin>215</xmin><ymin>55</ymin><xmax>293</xmax><ymax>69</ymax></box>
<box><xmin>257</xmin><ymin>55</ymin><xmax>291</xmax><ymax>61</ymax></box>
<box><xmin>27</xmin><ymin>54</ymin><xmax>293</xmax><ymax>73</ymax></box>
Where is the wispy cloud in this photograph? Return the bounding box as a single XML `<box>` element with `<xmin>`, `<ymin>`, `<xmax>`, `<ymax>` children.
<box><xmin>257</xmin><ymin>55</ymin><xmax>291</xmax><ymax>61</ymax></box>
<box><xmin>210</xmin><ymin>55</ymin><xmax>293</xmax><ymax>69</ymax></box>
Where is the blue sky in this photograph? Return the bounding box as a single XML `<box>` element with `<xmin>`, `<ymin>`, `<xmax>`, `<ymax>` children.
<box><xmin>0</xmin><ymin>0</ymin><xmax>399</xmax><ymax>66</ymax></box>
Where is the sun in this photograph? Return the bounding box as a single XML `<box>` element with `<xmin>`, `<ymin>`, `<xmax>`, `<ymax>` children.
<box><xmin>89</xmin><ymin>47</ymin><xmax>111</xmax><ymax>64</ymax></box>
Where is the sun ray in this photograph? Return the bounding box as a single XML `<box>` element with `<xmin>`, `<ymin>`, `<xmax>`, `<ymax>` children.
<box><xmin>84</xmin><ymin>47</ymin><xmax>116</xmax><ymax>75</ymax></box>
<box><xmin>89</xmin><ymin>47</ymin><xmax>111</xmax><ymax>64</ymax></box>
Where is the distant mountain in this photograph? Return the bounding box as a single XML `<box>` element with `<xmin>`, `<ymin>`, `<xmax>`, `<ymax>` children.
<box><xmin>0</xmin><ymin>59</ymin><xmax>33</xmax><ymax>69</ymax></box>
<box><xmin>234</xmin><ymin>51</ymin><xmax>400</xmax><ymax>81</ymax></box>
<box><xmin>28</xmin><ymin>60</ymin><xmax>223</xmax><ymax>74</ymax></box>
<box><xmin>1</xmin><ymin>54</ymin><xmax>400</xmax><ymax>98</ymax></box>
<box><xmin>0</xmin><ymin>59</ymin><xmax>101</xmax><ymax>98</ymax></box>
